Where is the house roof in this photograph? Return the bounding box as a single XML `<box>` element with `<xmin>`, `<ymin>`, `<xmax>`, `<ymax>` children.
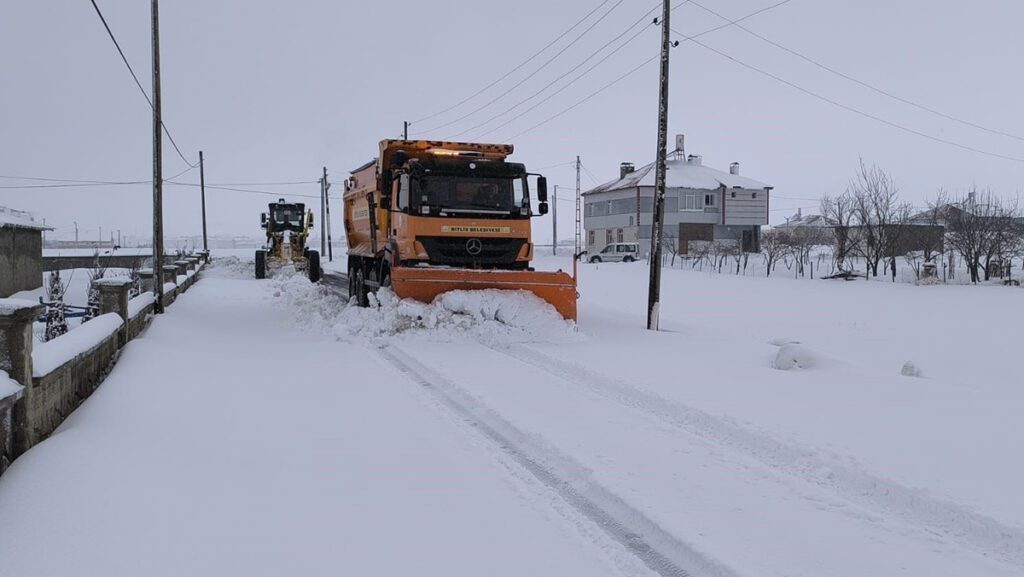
<box><xmin>583</xmin><ymin>156</ymin><xmax>771</xmax><ymax>196</ymax></box>
<box><xmin>0</xmin><ymin>207</ymin><xmax>51</xmax><ymax>231</ymax></box>
<box><xmin>775</xmin><ymin>212</ymin><xmax>828</xmax><ymax>228</ymax></box>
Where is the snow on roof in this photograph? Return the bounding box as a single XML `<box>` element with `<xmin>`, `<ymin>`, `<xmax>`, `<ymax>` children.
<box><xmin>583</xmin><ymin>156</ymin><xmax>771</xmax><ymax>196</ymax></box>
<box><xmin>0</xmin><ymin>206</ymin><xmax>52</xmax><ymax>231</ymax></box>
<box><xmin>776</xmin><ymin>213</ymin><xmax>829</xmax><ymax>228</ymax></box>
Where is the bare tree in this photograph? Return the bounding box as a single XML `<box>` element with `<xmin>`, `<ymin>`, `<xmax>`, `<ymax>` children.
<box><xmin>780</xmin><ymin>227</ymin><xmax>827</xmax><ymax>277</ymax></box>
<box><xmin>846</xmin><ymin>160</ymin><xmax>911</xmax><ymax>277</ymax></box>
<box><xmin>820</xmin><ymin>191</ymin><xmax>857</xmax><ymax>272</ymax></box>
<box><xmin>944</xmin><ymin>188</ymin><xmax>1020</xmax><ymax>283</ymax></box>
<box><xmin>663</xmin><ymin>232</ymin><xmax>680</xmax><ymax>268</ymax></box>
<box><xmin>760</xmin><ymin>228</ymin><xmax>788</xmax><ymax>277</ymax></box>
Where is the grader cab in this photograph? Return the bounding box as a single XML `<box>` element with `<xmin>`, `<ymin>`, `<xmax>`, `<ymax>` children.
<box><xmin>255</xmin><ymin>199</ymin><xmax>321</xmax><ymax>283</ymax></box>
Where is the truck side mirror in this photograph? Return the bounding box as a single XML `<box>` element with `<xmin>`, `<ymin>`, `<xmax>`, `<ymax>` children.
<box><xmin>261</xmin><ymin>213</ymin><xmax>267</xmax><ymax>228</ymax></box>
<box><xmin>536</xmin><ymin>176</ymin><xmax>548</xmax><ymax>202</ymax></box>
<box><xmin>308</xmin><ymin>212</ymin><xmax>314</xmax><ymax>228</ymax></box>
<box><xmin>538</xmin><ymin>201</ymin><xmax>549</xmax><ymax>216</ymax></box>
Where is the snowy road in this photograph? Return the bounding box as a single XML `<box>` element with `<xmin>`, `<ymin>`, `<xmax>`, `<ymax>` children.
<box><xmin>1</xmin><ymin>255</ymin><xmax>1021</xmax><ymax>576</ymax></box>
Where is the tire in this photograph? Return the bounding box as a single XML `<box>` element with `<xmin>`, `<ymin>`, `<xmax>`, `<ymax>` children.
<box><xmin>255</xmin><ymin>250</ymin><xmax>266</xmax><ymax>279</ymax></box>
<box><xmin>589</xmin><ymin>256</ymin><xmax>601</xmax><ymax>263</ymax></box>
<box><xmin>307</xmin><ymin>251</ymin><xmax>321</xmax><ymax>283</ymax></box>
<box><xmin>354</xmin><ymin>268</ymin><xmax>369</xmax><ymax>307</ymax></box>
<box><xmin>623</xmin><ymin>256</ymin><xmax>634</xmax><ymax>263</ymax></box>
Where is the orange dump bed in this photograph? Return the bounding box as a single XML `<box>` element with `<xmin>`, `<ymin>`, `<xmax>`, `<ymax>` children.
<box><xmin>391</xmin><ymin>267</ymin><xmax>577</xmax><ymax>321</ymax></box>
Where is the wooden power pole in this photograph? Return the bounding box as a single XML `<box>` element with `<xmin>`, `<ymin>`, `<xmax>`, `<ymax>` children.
<box><xmin>199</xmin><ymin>150</ymin><xmax>208</xmax><ymax>257</ymax></box>
<box><xmin>552</xmin><ymin>185</ymin><xmax>558</xmax><ymax>255</ymax></box>
<box><xmin>151</xmin><ymin>0</ymin><xmax>165</xmax><ymax>313</ymax></box>
<box><xmin>323</xmin><ymin>167</ymin><xmax>332</xmax><ymax>261</ymax></box>
<box><xmin>647</xmin><ymin>0</ymin><xmax>672</xmax><ymax>331</ymax></box>
<box><xmin>320</xmin><ymin>169</ymin><xmax>327</xmax><ymax>255</ymax></box>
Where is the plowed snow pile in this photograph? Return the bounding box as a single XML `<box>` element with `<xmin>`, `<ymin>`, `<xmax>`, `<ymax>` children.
<box><xmin>268</xmin><ymin>271</ymin><xmax>575</xmax><ymax>345</ymax></box>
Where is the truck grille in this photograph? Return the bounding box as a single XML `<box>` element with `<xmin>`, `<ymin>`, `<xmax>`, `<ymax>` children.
<box><xmin>419</xmin><ymin>236</ymin><xmax>526</xmax><ymax>266</ymax></box>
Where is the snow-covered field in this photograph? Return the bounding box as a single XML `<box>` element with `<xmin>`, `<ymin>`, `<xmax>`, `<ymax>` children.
<box><xmin>0</xmin><ymin>250</ymin><xmax>1020</xmax><ymax>576</ymax></box>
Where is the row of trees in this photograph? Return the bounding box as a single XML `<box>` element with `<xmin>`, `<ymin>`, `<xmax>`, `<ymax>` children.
<box><xmin>815</xmin><ymin>161</ymin><xmax>1022</xmax><ymax>283</ymax></box>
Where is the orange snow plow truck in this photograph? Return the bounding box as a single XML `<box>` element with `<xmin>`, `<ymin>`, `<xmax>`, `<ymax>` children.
<box><xmin>342</xmin><ymin>139</ymin><xmax>577</xmax><ymax>320</ymax></box>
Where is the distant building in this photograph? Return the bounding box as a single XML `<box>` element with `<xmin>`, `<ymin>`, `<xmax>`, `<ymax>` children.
<box><xmin>0</xmin><ymin>207</ymin><xmax>52</xmax><ymax>297</ymax></box>
<box><xmin>583</xmin><ymin>142</ymin><xmax>772</xmax><ymax>256</ymax></box>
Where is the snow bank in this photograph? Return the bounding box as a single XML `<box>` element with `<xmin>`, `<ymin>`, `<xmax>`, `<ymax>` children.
<box><xmin>127</xmin><ymin>293</ymin><xmax>156</xmax><ymax>318</ymax></box>
<box><xmin>32</xmin><ymin>313</ymin><xmax>123</xmax><ymax>377</ymax></box>
<box><xmin>0</xmin><ymin>370</ymin><xmax>22</xmax><ymax>399</ymax></box>
<box><xmin>265</xmin><ymin>270</ymin><xmax>575</xmax><ymax>346</ymax></box>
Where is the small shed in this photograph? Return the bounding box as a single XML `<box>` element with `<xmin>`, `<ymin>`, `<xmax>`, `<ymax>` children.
<box><xmin>0</xmin><ymin>207</ymin><xmax>52</xmax><ymax>298</ymax></box>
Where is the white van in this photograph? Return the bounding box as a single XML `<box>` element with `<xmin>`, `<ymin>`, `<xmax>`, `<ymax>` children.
<box><xmin>589</xmin><ymin>242</ymin><xmax>641</xmax><ymax>263</ymax></box>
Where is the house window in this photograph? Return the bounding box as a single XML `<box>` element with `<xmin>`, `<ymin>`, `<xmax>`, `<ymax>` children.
<box><xmin>680</xmin><ymin>190</ymin><xmax>703</xmax><ymax>211</ymax></box>
<box><xmin>629</xmin><ymin>215</ymin><xmax>634</xmax><ymax>226</ymax></box>
<box><xmin>588</xmin><ymin>230</ymin><xmax>595</xmax><ymax>245</ymax></box>
<box><xmin>585</xmin><ymin>204</ymin><xmax>594</xmax><ymax>217</ymax></box>
<box><xmin>731</xmin><ymin>191</ymin><xmax>736</xmax><ymax>198</ymax></box>
<box><xmin>705</xmin><ymin>193</ymin><xmax>715</xmax><ymax>207</ymax></box>
<box><xmin>606</xmin><ymin>230</ymin><xmax>613</xmax><ymax>243</ymax></box>
<box><xmin>617</xmin><ymin>228</ymin><xmax>623</xmax><ymax>242</ymax></box>
<box><xmin>753</xmin><ymin>192</ymin><xmax>758</xmax><ymax>199</ymax></box>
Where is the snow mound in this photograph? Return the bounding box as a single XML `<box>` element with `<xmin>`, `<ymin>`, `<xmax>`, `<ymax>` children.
<box><xmin>333</xmin><ymin>288</ymin><xmax>575</xmax><ymax>345</ymax></box>
<box><xmin>901</xmin><ymin>361</ymin><xmax>923</xmax><ymax>378</ymax></box>
<box><xmin>207</xmin><ymin>256</ymin><xmax>251</xmax><ymax>279</ymax></box>
<box><xmin>767</xmin><ymin>337</ymin><xmax>800</xmax><ymax>347</ymax></box>
<box><xmin>773</xmin><ymin>343</ymin><xmax>819</xmax><ymax>371</ymax></box>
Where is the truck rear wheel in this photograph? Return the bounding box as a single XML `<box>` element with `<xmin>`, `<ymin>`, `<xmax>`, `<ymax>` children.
<box><xmin>354</xmin><ymin>268</ymin><xmax>369</xmax><ymax>307</ymax></box>
<box><xmin>307</xmin><ymin>251</ymin><xmax>321</xmax><ymax>283</ymax></box>
<box><xmin>255</xmin><ymin>250</ymin><xmax>266</xmax><ymax>279</ymax></box>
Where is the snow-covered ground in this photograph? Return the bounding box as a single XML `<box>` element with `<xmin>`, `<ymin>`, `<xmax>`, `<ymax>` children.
<box><xmin>0</xmin><ymin>250</ymin><xmax>1020</xmax><ymax>576</ymax></box>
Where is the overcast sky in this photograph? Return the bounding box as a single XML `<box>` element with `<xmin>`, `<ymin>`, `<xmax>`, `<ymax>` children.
<box><xmin>3</xmin><ymin>0</ymin><xmax>1024</xmax><ymax>246</ymax></box>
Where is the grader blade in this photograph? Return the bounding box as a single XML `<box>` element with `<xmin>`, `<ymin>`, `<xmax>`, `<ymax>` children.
<box><xmin>390</xmin><ymin>267</ymin><xmax>577</xmax><ymax>321</ymax></box>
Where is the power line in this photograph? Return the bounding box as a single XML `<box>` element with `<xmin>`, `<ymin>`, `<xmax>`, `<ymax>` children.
<box><xmin>165</xmin><ymin>181</ymin><xmax>322</xmax><ymax>199</ymax></box>
<box><xmin>88</xmin><ymin>0</ymin><xmax>197</xmax><ymax>168</ymax></box>
<box><xmin>688</xmin><ymin>0</ymin><xmax>1024</xmax><ymax>144</ymax></box>
<box><xmin>411</xmin><ymin>0</ymin><xmax>615</xmax><ymax>127</ymax></box>
<box><xmin>452</xmin><ymin>3</ymin><xmax>661</xmax><ymax>140</ymax></box>
<box><xmin>503</xmin><ymin>0</ymin><xmax>792</xmax><ymax>140</ymax></box>
<box><xmin>417</xmin><ymin>0</ymin><xmax>628</xmax><ymax>136</ymax></box>
<box><xmin>674</xmin><ymin>29</ymin><xmax>1024</xmax><ymax>164</ymax></box>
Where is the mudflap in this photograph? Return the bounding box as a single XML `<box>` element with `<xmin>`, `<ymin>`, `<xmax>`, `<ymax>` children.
<box><xmin>390</xmin><ymin>267</ymin><xmax>577</xmax><ymax>321</ymax></box>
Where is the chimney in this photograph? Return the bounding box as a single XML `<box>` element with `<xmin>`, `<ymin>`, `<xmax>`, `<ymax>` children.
<box><xmin>619</xmin><ymin>162</ymin><xmax>635</xmax><ymax>179</ymax></box>
<box><xmin>729</xmin><ymin>162</ymin><xmax>739</xmax><ymax>175</ymax></box>
<box><xmin>675</xmin><ymin>134</ymin><xmax>685</xmax><ymax>159</ymax></box>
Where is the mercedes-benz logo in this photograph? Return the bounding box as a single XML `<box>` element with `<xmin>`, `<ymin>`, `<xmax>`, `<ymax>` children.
<box><xmin>465</xmin><ymin>238</ymin><xmax>483</xmax><ymax>256</ymax></box>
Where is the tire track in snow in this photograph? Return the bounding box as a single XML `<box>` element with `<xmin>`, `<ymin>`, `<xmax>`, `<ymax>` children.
<box><xmin>489</xmin><ymin>342</ymin><xmax>1024</xmax><ymax>569</ymax></box>
<box><xmin>378</xmin><ymin>345</ymin><xmax>743</xmax><ymax>577</ymax></box>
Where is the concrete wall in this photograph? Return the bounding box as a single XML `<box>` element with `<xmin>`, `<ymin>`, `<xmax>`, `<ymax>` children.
<box><xmin>0</xmin><ymin>391</ymin><xmax>19</xmax><ymax>475</ymax></box>
<box><xmin>27</xmin><ymin>330</ymin><xmax>119</xmax><ymax>446</ymax></box>
<box><xmin>0</xmin><ymin>227</ymin><xmax>43</xmax><ymax>297</ymax></box>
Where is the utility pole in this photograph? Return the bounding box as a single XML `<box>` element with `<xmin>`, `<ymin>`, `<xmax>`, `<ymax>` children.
<box><xmin>647</xmin><ymin>0</ymin><xmax>672</xmax><ymax>331</ymax></box>
<box><xmin>552</xmin><ymin>185</ymin><xmax>558</xmax><ymax>255</ymax></box>
<box><xmin>151</xmin><ymin>0</ymin><xmax>165</xmax><ymax>313</ymax></box>
<box><xmin>403</xmin><ymin>121</ymin><xmax>409</xmax><ymax>140</ymax></box>
<box><xmin>575</xmin><ymin>156</ymin><xmax>581</xmax><ymax>259</ymax></box>
<box><xmin>323</xmin><ymin>167</ymin><xmax>333</xmax><ymax>261</ymax></box>
<box><xmin>319</xmin><ymin>171</ymin><xmax>326</xmax><ymax>255</ymax></box>
<box><xmin>199</xmin><ymin>150</ymin><xmax>208</xmax><ymax>257</ymax></box>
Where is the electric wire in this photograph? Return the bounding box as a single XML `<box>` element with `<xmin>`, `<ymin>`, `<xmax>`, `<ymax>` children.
<box><xmin>411</xmin><ymin>0</ymin><xmax>615</xmax><ymax>127</ymax></box>
<box><xmin>688</xmin><ymin>0</ymin><xmax>1024</xmax><ymax>144</ymax></box>
<box><xmin>673</xmin><ymin>29</ymin><xmax>1024</xmax><ymax>164</ymax></box>
<box><xmin>416</xmin><ymin>0</ymin><xmax>628</xmax><ymax>135</ymax></box>
<box><xmin>88</xmin><ymin>0</ymin><xmax>198</xmax><ymax>168</ymax></box>
<box><xmin>503</xmin><ymin>0</ymin><xmax>792</xmax><ymax>140</ymax></box>
<box><xmin>451</xmin><ymin>3</ymin><xmax>661</xmax><ymax>140</ymax></box>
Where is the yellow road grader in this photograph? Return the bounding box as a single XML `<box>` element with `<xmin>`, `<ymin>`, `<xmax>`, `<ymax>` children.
<box><xmin>255</xmin><ymin>199</ymin><xmax>321</xmax><ymax>282</ymax></box>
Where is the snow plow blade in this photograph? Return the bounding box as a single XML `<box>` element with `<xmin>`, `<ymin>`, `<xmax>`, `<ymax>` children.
<box><xmin>391</xmin><ymin>267</ymin><xmax>577</xmax><ymax>321</ymax></box>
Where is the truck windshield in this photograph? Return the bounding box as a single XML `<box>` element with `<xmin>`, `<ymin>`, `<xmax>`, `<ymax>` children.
<box><xmin>414</xmin><ymin>176</ymin><xmax>527</xmax><ymax>216</ymax></box>
<box><xmin>272</xmin><ymin>207</ymin><xmax>303</xmax><ymax>228</ymax></box>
